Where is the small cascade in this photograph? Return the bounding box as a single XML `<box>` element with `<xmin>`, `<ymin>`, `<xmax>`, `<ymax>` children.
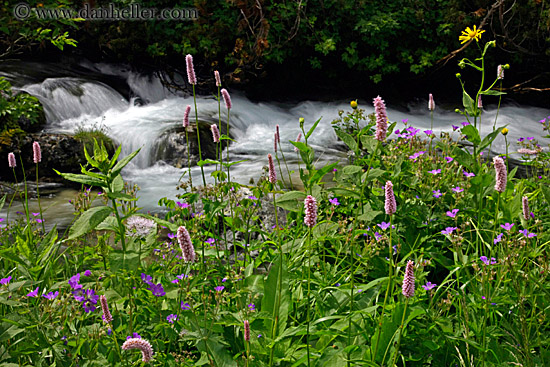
<box><xmin>22</xmin><ymin>77</ymin><xmax>128</xmax><ymax>122</ymax></box>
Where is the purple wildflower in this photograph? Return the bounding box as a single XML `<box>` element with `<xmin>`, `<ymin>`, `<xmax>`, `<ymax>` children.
<box><xmin>444</xmin><ymin>157</ymin><xmax>454</xmax><ymax>163</ymax></box>
<box><xmin>452</xmin><ymin>186</ymin><xmax>464</xmax><ymax>193</ymax></box>
<box><xmin>377</xmin><ymin>221</ymin><xmax>391</xmax><ymax>230</ymax></box>
<box><xmin>501</xmin><ymin>223</ymin><xmax>514</xmax><ymax>231</ymax></box>
<box><xmin>422</xmin><ymin>282</ymin><xmax>437</xmax><ymax>291</ymax></box>
<box><xmin>329</xmin><ymin>197</ymin><xmax>340</xmax><ymax>206</ymax></box>
<box><xmin>446</xmin><ymin>209</ymin><xmax>459</xmax><ymax>218</ymax></box>
<box><xmin>147</xmin><ymin>283</ymin><xmax>165</xmax><ymax>297</ymax></box>
<box><xmin>428</xmin><ymin>169</ymin><xmax>441</xmax><ymax>175</ymax></box>
<box><xmin>452</xmin><ymin>124</ymin><xmax>459</xmax><ymax>131</ymax></box>
<box><xmin>424</xmin><ymin>129</ymin><xmax>433</xmax><ymax>135</ymax></box>
<box><xmin>248</xmin><ymin>303</ymin><xmax>256</xmax><ymax>311</ymax></box>
<box><xmin>167</xmin><ymin>314</ymin><xmax>178</xmax><ymax>324</ymax></box>
<box><xmin>181</xmin><ymin>302</ymin><xmax>191</xmax><ymax>310</ymax></box>
<box><xmin>27</xmin><ymin>287</ymin><xmax>39</xmax><ymax>297</ymax></box>
<box><xmin>494</xmin><ymin>233</ymin><xmax>504</xmax><ymax>244</ymax></box>
<box><xmin>441</xmin><ymin>227</ymin><xmax>457</xmax><ymax>235</ymax></box>
<box><xmin>68</xmin><ymin>274</ymin><xmax>82</xmax><ymax>290</ymax></box>
<box><xmin>519</xmin><ymin>229</ymin><xmax>536</xmax><ymax>238</ymax></box>
<box><xmin>1</xmin><ymin>276</ymin><xmax>12</xmax><ymax>286</ymax></box>
<box><xmin>43</xmin><ymin>291</ymin><xmax>58</xmax><ymax>300</ymax></box>
<box><xmin>141</xmin><ymin>273</ymin><xmax>153</xmax><ymax>285</ymax></box>
<box><xmin>215</xmin><ymin>286</ymin><xmax>225</xmax><ymax>292</ymax></box>
<box><xmin>433</xmin><ymin>190</ymin><xmax>442</xmax><ymax>198</ymax></box>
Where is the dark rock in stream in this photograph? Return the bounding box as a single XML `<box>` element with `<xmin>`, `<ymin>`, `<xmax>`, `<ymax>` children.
<box><xmin>153</xmin><ymin>120</ymin><xmax>231</xmax><ymax>168</ymax></box>
<box><xmin>0</xmin><ymin>133</ymin><xmax>109</xmax><ymax>184</ymax></box>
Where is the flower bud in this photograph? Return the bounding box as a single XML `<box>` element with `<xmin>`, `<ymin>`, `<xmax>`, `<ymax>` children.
<box><xmin>350</xmin><ymin>100</ymin><xmax>358</xmax><ymax>109</ymax></box>
<box><xmin>501</xmin><ymin>127</ymin><xmax>509</xmax><ymax>135</ymax></box>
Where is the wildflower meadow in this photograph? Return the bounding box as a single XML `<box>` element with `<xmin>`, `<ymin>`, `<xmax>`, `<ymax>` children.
<box><xmin>0</xmin><ymin>28</ymin><xmax>549</xmax><ymax>367</ymax></box>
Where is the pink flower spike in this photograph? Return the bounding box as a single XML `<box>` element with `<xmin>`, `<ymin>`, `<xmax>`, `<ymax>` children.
<box><xmin>185</xmin><ymin>54</ymin><xmax>197</xmax><ymax>85</ymax></box>
<box><xmin>267</xmin><ymin>154</ymin><xmax>276</xmax><ymax>184</ymax></box>
<box><xmin>497</xmin><ymin>65</ymin><xmax>504</xmax><ymax>80</ymax></box>
<box><xmin>100</xmin><ymin>295</ymin><xmax>113</xmax><ymax>324</ymax></box>
<box><xmin>384</xmin><ymin>181</ymin><xmax>397</xmax><ymax>215</ymax></box>
<box><xmin>183</xmin><ymin>105</ymin><xmax>191</xmax><ymax>128</ymax></box>
<box><xmin>294</xmin><ymin>133</ymin><xmax>302</xmax><ymax>152</ymax></box>
<box><xmin>276</xmin><ymin>125</ymin><xmax>281</xmax><ymax>143</ymax></box>
<box><xmin>221</xmin><ymin>88</ymin><xmax>232</xmax><ymax>110</ymax></box>
<box><xmin>244</xmin><ymin>320</ymin><xmax>250</xmax><ymax>342</ymax></box>
<box><xmin>304</xmin><ymin>195</ymin><xmax>318</xmax><ymax>228</ymax></box>
<box><xmin>373</xmin><ymin>96</ymin><xmax>388</xmax><ymax>142</ymax></box>
<box><xmin>274</xmin><ymin>133</ymin><xmax>278</xmax><ymax>153</ymax></box>
<box><xmin>493</xmin><ymin>156</ymin><xmax>507</xmax><ymax>193</ymax></box>
<box><xmin>121</xmin><ymin>338</ymin><xmax>154</xmax><ymax>363</ymax></box>
<box><xmin>33</xmin><ymin>142</ymin><xmax>41</xmax><ymax>163</ymax></box>
<box><xmin>402</xmin><ymin>260</ymin><xmax>415</xmax><ymax>298</ymax></box>
<box><xmin>522</xmin><ymin>196</ymin><xmax>529</xmax><ymax>221</ymax></box>
<box><xmin>177</xmin><ymin>226</ymin><xmax>196</xmax><ymax>262</ymax></box>
<box><xmin>477</xmin><ymin>95</ymin><xmax>483</xmax><ymax>109</ymax></box>
<box><xmin>214</xmin><ymin>70</ymin><xmax>221</xmax><ymax>87</ymax></box>
<box><xmin>428</xmin><ymin>94</ymin><xmax>435</xmax><ymax>111</ymax></box>
<box><xmin>8</xmin><ymin>152</ymin><xmax>16</xmax><ymax>168</ymax></box>
<box><xmin>211</xmin><ymin>124</ymin><xmax>220</xmax><ymax>143</ymax></box>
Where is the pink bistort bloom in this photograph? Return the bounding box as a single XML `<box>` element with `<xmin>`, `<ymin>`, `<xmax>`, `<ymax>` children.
<box><xmin>100</xmin><ymin>295</ymin><xmax>113</xmax><ymax>324</ymax></box>
<box><xmin>402</xmin><ymin>260</ymin><xmax>415</xmax><ymax>298</ymax></box>
<box><xmin>493</xmin><ymin>156</ymin><xmax>507</xmax><ymax>193</ymax></box>
<box><xmin>183</xmin><ymin>105</ymin><xmax>191</xmax><ymax>128</ymax></box>
<box><xmin>384</xmin><ymin>181</ymin><xmax>396</xmax><ymax>215</ymax></box>
<box><xmin>121</xmin><ymin>338</ymin><xmax>154</xmax><ymax>363</ymax></box>
<box><xmin>428</xmin><ymin>94</ymin><xmax>435</xmax><ymax>111</ymax></box>
<box><xmin>185</xmin><ymin>54</ymin><xmax>197</xmax><ymax>85</ymax></box>
<box><xmin>177</xmin><ymin>226</ymin><xmax>196</xmax><ymax>262</ymax></box>
<box><xmin>33</xmin><ymin>142</ymin><xmax>41</xmax><ymax>163</ymax></box>
<box><xmin>214</xmin><ymin>70</ymin><xmax>221</xmax><ymax>87</ymax></box>
<box><xmin>373</xmin><ymin>96</ymin><xmax>388</xmax><ymax>142</ymax></box>
<box><xmin>304</xmin><ymin>195</ymin><xmax>318</xmax><ymax>228</ymax></box>
<box><xmin>268</xmin><ymin>153</ymin><xmax>276</xmax><ymax>184</ymax></box>
<box><xmin>221</xmin><ymin>88</ymin><xmax>232</xmax><ymax>110</ymax></box>
<box><xmin>8</xmin><ymin>152</ymin><xmax>16</xmax><ymax>168</ymax></box>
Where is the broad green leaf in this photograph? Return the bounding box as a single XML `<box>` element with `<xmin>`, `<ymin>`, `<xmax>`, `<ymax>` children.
<box><xmin>309</xmin><ymin>162</ymin><xmax>338</xmax><ymax>186</ymax></box>
<box><xmin>96</xmin><ymin>216</ymin><xmax>119</xmax><ymax>232</ymax></box>
<box><xmin>276</xmin><ymin>191</ymin><xmax>306</xmax><ymax>212</ymax></box>
<box><xmin>462</xmin><ymin>125</ymin><xmax>481</xmax><ymax>145</ymax></box>
<box><xmin>68</xmin><ymin>206</ymin><xmax>113</xmax><ymax>240</ymax></box>
<box><xmin>342</xmin><ymin>165</ymin><xmax>362</xmax><ymax>176</ymax></box>
<box><xmin>335</xmin><ymin>129</ymin><xmax>358</xmax><ymax>152</ymax></box>
<box><xmin>262</xmin><ymin>255</ymin><xmax>290</xmax><ymax>337</ymax></box>
<box><xmin>109</xmin><ymin>145</ymin><xmax>123</xmax><ymax>168</ymax></box>
<box><xmin>358</xmin><ymin>202</ymin><xmax>382</xmax><ymax>222</ymax></box>
<box><xmin>360</xmin><ymin>134</ymin><xmax>378</xmax><ymax>153</ymax></box>
<box><xmin>362</xmin><ymin>168</ymin><xmax>385</xmax><ymax>182</ymax></box>
<box><xmin>462</xmin><ymin>90</ymin><xmax>476</xmax><ymax>116</ymax></box>
<box><xmin>54</xmin><ymin>171</ymin><xmax>108</xmax><ymax>188</ymax></box>
<box><xmin>328</xmin><ymin>187</ymin><xmax>361</xmax><ymax>199</ymax></box>
<box><xmin>197</xmin><ymin>159</ymin><xmax>219</xmax><ymax>167</ymax></box>
<box><xmin>111</xmin><ymin>174</ymin><xmax>124</xmax><ymax>193</ymax></box>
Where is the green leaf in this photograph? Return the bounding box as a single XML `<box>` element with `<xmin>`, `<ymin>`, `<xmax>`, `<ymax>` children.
<box><xmin>68</xmin><ymin>206</ymin><xmax>113</xmax><ymax>240</ymax></box>
<box><xmin>306</xmin><ymin>117</ymin><xmax>322</xmax><ymax>139</ymax></box>
<box><xmin>96</xmin><ymin>216</ymin><xmax>119</xmax><ymax>232</ymax></box>
<box><xmin>197</xmin><ymin>159</ymin><xmax>219</xmax><ymax>167</ymax></box>
<box><xmin>262</xmin><ymin>255</ymin><xmax>290</xmax><ymax>337</ymax></box>
<box><xmin>360</xmin><ymin>134</ymin><xmax>378</xmax><ymax>153</ymax></box>
<box><xmin>342</xmin><ymin>165</ymin><xmax>362</xmax><ymax>176</ymax></box>
<box><xmin>462</xmin><ymin>125</ymin><xmax>481</xmax><ymax>145</ymax></box>
<box><xmin>462</xmin><ymin>90</ymin><xmax>476</xmax><ymax>116</ymax></box>
<box><xmin>0</xmin><ymin>194</ymin><xmax>6</xmax><ymax>212</ymax></box>
<box><xmin>328</xmin><ymin>187</ymin><xmax>361</xmax><ymax>199</ymax></box>
<box><xmin>105</xmin><ymin>192</ymin><xmax>137</xmax><ymax>201</ymax></box>
<box><xmin>479</xmin><ymin>126</ymin><xmax>505</xmax><ymax>152</ymax></box>
<box><xmin>362</xmin><ymin>168</ymin><xmax>385</xmax><ymax>182</ymax></box>
<box><xmin>481</xmin><ymin>90</ymin><xmax>506</xmax><ymax>96</ymax></box>
<box><xmin>54</xmin><ymin>171</ymin><xmax>108</xmax><ymax>188</ymax></box>
<box><xmin>111</xmin><ymin>148</ymin><xmax>141</xmax><ymax>176</ymax></box>
<box><xmin>111</xmin><ymin>174</ymin><xmax>124</xmax><ymax>193</ymax></box>
<box><xmin>309</xmin><ymin>162</ymin><xmax>338</xmax><ymax>186</ymax></box>
<box><xmin>358</xmin><ymin>202</ymin><xmax>382</xmax><ymax>222</ymax></box>
<box><xmin>276</xmin><ymin>191</ymin><xmax>306</xmax><ymax>212</ymax></box>
<box><xmin>109</xmin><ymin>145</ymin><xmax>123</xmax><ymax>168</ymax></box>
<box><xmin>335</xmin><ymin>129</ymin><xmax>358</xmax><ymax>152</ymax></box>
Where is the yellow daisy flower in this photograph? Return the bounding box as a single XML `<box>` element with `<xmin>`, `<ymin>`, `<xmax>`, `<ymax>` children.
<box><xmin>459</xmin><ymin>25</ymin><xmax>485</xmax><ymax>44</ymax></box>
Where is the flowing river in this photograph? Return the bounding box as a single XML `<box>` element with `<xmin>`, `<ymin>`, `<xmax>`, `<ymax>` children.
<box><xmin>1</xmin><ymin>60</ymin><xmax>549</xmax><ymax>228</ymax></box>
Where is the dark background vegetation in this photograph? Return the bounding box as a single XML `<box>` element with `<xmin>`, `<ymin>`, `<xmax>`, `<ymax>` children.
<box><xmin>1</xmin><ymin>0</ymin><xmax>549</xmax><ymax>104</ymax></box>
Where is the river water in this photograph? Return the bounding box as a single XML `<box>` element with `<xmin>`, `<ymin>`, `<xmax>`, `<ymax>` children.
<box><xmin>2</xmin><ymin>61</ymin><xmax>549</xmax><ymax>225</ymax></box>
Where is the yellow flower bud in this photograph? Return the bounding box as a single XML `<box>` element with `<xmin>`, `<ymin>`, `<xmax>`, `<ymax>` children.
<box><xmin>350</xmin><ymin>100</ymin><xmax>358</xmax><ymax>109</ymax></box>
<box><xmin>456</xmin><ymin>73</ymin><xmax>461</xmax><ymax>78</ymax></box>
<box><xmin>501</xmin><ymin>127</ymin><xmax>509</xmax><ymax>135</ymax></box>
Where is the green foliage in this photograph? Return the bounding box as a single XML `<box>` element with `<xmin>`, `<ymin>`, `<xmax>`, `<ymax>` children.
<box><xmin>0</xmin><ymin>77</ymin><xmax>43</xmax><ymax>133</ymax></box>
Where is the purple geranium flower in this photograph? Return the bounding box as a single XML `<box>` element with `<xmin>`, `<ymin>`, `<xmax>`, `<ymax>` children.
<box><xmin>167</xmin><ymin>232</ymin><xmax>176</xmax><ymax>239</ymax></box>
<box><xmin>374</xmin><ymin>232</ymin><xmax>382</xmax><ymax>241</ymax></box>
<box><xmin>27</xmin><ymin>287</ymin><xmax>39</xmax><ymax>297</ymax></box>
<box><xmin>446</xmin><ymin>209</ymin><xmax>459</xmax><ymax>218</ymax></box>
<box><xmin>215</xmin><ymin>286</ymin><xmax>225</xmax><ymax>292</ymax></box>
<box><xmin>126</xmin><ymin>333</ymin><xmax>141</xmax><ymax>340</ymax></box>
<box><xmin>441</xmin><ymin>227</ymin><xmax>457</xmax><ymax>235</ymax></box>
<box><xmin>409</xmin><ymin>151</ymin><xmax>426</xmax><ymax>162</ymax></box>
<box><xmin>248</xmin><ymin>303</ymin><xmax>256</xmax><ymax>311</ymax></box>
<box><xmin>519</xmin><ymin>229</ymin><xmax>536</xmax><ymax>238</ymax></box>
<box><xmin>141</xmin><ymin>273</ymin><xmax>153</xmax><ymax>285</ymax></box>
<box><xmin>424</xmin><ymin>129</ymin><xmax>433</xmax><ymax>135</ymax></box>
<box><xmin>176</xmin><ymin>201</ymin><xmax>190</xmax><ymax>209</ymax></box>
<box><xmin>452</xmin><ymin>186</ymin><xmax>464</xmax><ymax>193</ymax></box>
<box><xmin>422</xmin><ymin>282</ymin><xmax>437</xmax><ymax>290</ymax></box>
<box><xmin>43</xmin><ymin>291</ymin><xmax>59</xmax><ymax>300</ymax></box>
<box><xmin>148</xmin><ymin>283</ymin><xmax>165</xmax><ymax>297</ymax></box>
<box><xmin>181</xmin><ymin>302</ymin><xmax>191</xmax><ymax>310</ymax></box>
<box><xmin>0</xmin><ymin>276</ymin><xmax>12</xmax><ymax>286</ymax></box>
<box><xmin>500</xmin><ymin>223</ymin><xmax>514</xmax><ymax>231</ymax></box>
<box><xmin>428</xmin><ymin>169</ymin><xmax>441</xmax><ymax>175</ymax></box>
<box><xmin>68</xmin><ymin>274</ymin><xmax>82</xmax><ymax>290</ymax></box>
<box><xmin>167</xmin><ymin>314</ymin><xmax>178</xmax><ymax>324</ymax></box>
<box><xmin>461</xmin><ymin>122</ymin><xmax>470</xmax><ymax>127</ymax></box>
<box><xmin>83</xmin><ymin>270</ymin><xmax>91</xmax><ymax>277</ymax></box>
<box><xmin>433</xmin><ymin>190</ymin><xmax>442</xmax><ymax>198</ymax></box>
<box><xmin>463</xmin><ymin>171</ymin><xmax>475</xmax><ymax>177</ymax></box>
<box><xmin>329</xmin><ymin>197</ymin><xmax>340</xmax><ymax>206</ymax></box>
<box><xmin>452</xmin><ymin>124</ymin><xmax>459</xmax><ymax>131</ymax></box>
<box><xmin>377</xmin><ymin>221</ymin><xmax>391</xmax><ymax>230</ymax></box>
<box><xmin>444</xmin><ymin>157</ymin><xmax>454</xmax><ymax>163</ymax></box>
<box><xmin>494</xmin><ymin>233</ymin><xmax>504</xmax><ymax>244</ymax></box>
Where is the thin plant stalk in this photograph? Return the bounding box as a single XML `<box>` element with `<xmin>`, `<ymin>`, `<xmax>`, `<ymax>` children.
<box><xmin>192</xmin><ymin>84</ymin><xmax>207</xmax><ymax>186</ymax></box>
<box><xmin>306</xmin><ymin>227</ymin><xmax>312</xmax><ymax>367</ymax></box>
<box><xmin>35</xmin><ymin>163</ymin><xmax>45</xmax><ymax>232</ymax></box>
<box><xmin>390</xmin><ymin>298</ymin><xmax>410</xmax><ymax>367</ymax></box>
